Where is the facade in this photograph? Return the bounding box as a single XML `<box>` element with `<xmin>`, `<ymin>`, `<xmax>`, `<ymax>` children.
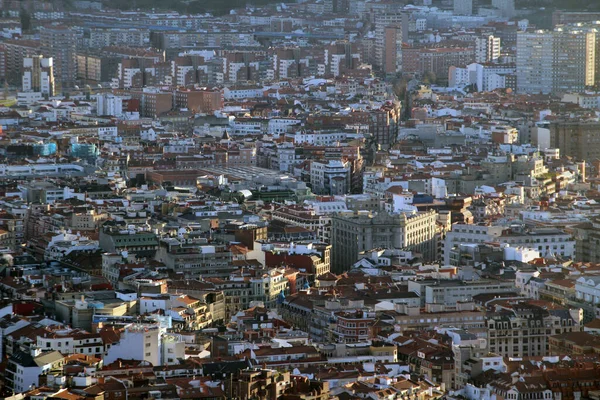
<box><xmin>40</xmin><ymin>26</ymin><xmax>78</xmax><ymax>89</ymax></box>
<box><xmin>22</xmin><ymin>56</ymin><xmax>54</xmax><ymax>96</ymax></box>
<box><xmin>475</xmin><ymin>35</ymin><xmax>501</xmax><ymax>63</ymax></box>
<box><xmin>157</xmin><ymin>238</ymin><xmax>234</xmax><ymax>277</ymax></box>
<box><xmin>517</xmin><ymin>29</ymin><xmax>595</xmax><ymax>94</ymax></box>
<box><xmin>6</xmin><ymin>351</ymin><xmax>65</xmax><ymax>393</ymax></box>
<box><xmin>549</xmin><ymin>120</ymin><xmax>600</xmax><ymax>162</ymax></box>
<box><xmin>103</xmin><ymin>324</ymin><xmax>161</xmax><ymax>366</ymax></box>
<box><xmin>453</xmin><ymin>0</ymin><xmax>473</xmax><ymax>16</ymax></box>
<box><xmin>384</xmin><ymin>25</ymin><xmax>403</xmax><ymax>74</ymax></box>
<box><xmin>310</xmin><ymin>160</ymin><xmax>351</xmax><ymax>195</ymax></box>
<box><xmin>374</xmin><ymin>13</ymin><xmax>406</xmax><ymax>70</ymax></box>
<box><xmin>331</xmin><ymin>210</ymin><xmax>437</xmax><ymax>272</ymax></box>
<box><xmin>408</xmin><ymin>279</ymin><xmax>516</xmax><ymax>307</ymax></box>
<box><xmin>4</xmin><ymin>39</ymin><xmax>40</xmax><ymax>85</ymax></box>
<box><xmin>486</xmin><ymin>303</ymin><xmax>582</xmax><ymax>357</ymax></box>
<box><xmin>444</xmin><ymin>224</ymin><xmax>575</xmax><ymax>265</ymax></box>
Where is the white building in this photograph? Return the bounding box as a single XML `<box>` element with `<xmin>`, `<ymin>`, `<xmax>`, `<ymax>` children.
<box><xmin>104</xmin><ymin>324</ymin><xmax>161</xmax><ymax>367</ymax></box>
<box><xmin>444</xmin><ymin>224</ymin><xmax>575</xmax><ymax>265</ymax></box>
<box><xmin>7</xmin><ymin>349</ymin><xmax>64</xmax><ymax>393</ymax></box>
<box><xmin>96</xmin><ymin>93</ymin><xmax>124</xmax><ymax>117</ymax></box>
<box><xmin>267</xmin><ymin>118</ymin><xmax>301</xmax><ymax>135</ymax></box>
<box><xmin>475</xmin><ymin>34</ymin><xmax>501</xmax><ymax>63</ymax></box>
<box><xmin>449</xmin><ymin>63</ymin><xmax>515</xmax><ymax>92</ymax></box>
<box><xmin>44</xmin><ymin>231</ymin><xmax>99</xmax><ymax>261</ymax></box>
<box><xmin>310</xmin><ymin>160</ymin><xmax>351</xmax><ymax>195</ymax></box>
<box><xmin>223</xmin><ymin>86</ymin><xmax>264</xmax><ymax>100</ymax></box>
<box><xmin>561</xmin><ymin>92</ymin><xmax>600</xmax><ymax>109</ymax></box>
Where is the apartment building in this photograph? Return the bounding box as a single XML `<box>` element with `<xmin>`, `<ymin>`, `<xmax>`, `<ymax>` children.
<box><xmin>517</xmin><ymin>29</ymin><xmax>595</xmax><ymax>94</ymax></box>
<box><xmin>22</xmin><ymin>56</ymin><xmax>54</xmax><ymax>96</ymax></box>
<box><xmin>475</xmin><ymin>34</ymin><xmax>501</xmax><ymax>63</ymax></box>
<box><xmin>454</xmin><ymin>0</ymin><xmax>473</xmax><ymax>16</ymax></box>
<box><xmin>549</xmin><ymin>120</ymin><xmax>600</xmax><ymax>162</ymax></box>
<box><xmin>40</xmin><ymin>26</ymin><xmax>78</xmax><ymax>88</ymax></box>
<box><xmin>4</xmin><ymin>39</ymin><xmax>40</xmax><ymax>85</ymax></box>
<box><xmin>486</xmin><ymin>302</ymin><xmax>582</xmax><ymax>357</ymax></box>
<box><xmin>374</xmin><ymin>13</ymin><xmax>407</xmax><ymax>70</ymax></box>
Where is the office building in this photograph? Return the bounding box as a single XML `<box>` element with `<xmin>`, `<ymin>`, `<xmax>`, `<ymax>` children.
<box><xmin>454</xmin><ymin>0</ymin><xmax>473</xmax><ymax>16</ymax></box>
<box><xmin>408</xmin><ymin>279</ymin><xmax>516</xmax><ymax>307</ymax></box>
<box><xmin>22</xmin><ymin>56</ymin><xmax>54</xmax><ymax>97</ymax></box>
<box><xmin>492</xmin><ymin>0</ymin><xmax>515</xmax><ymax>19</ymax></box>
<box><xmin>331</xmin><ymin>210</ymin><xmax>437</xmax><ymax>272</ymax></box>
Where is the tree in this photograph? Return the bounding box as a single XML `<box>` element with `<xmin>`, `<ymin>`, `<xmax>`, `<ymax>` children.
<box><xmin>422</xmin><ymin>71</ymin><xmax>437</xmax><ymax>85</ymax></box>
<box><xmin>20</xmin><ymin>9</ymin><xmax>31</xmax><ymax>32</ymax></box>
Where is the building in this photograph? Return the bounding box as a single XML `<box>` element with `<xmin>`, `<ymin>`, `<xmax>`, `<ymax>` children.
<box><xmin>404</xmin><ymin>45</ymin><xmax>476</xmax><ymax>79</ymax></box>
<box><xmin>4</xmin><ymin>40</ymin><xmax>40</xmax><ymax>85</ymax></box>
<box><xmin>444</xmin><ymin>224</ymin><xmax>575</xmax><ymax>265</ymax></box>
<box><xmin>103</xmin><ymin>324</ymin><xmax>160</xmax><ymax>366</ymax></box>
<box><xmin>76</xmin><ymin>53</ymin><xmax>120</xmax><ymax>83</ymax></box>
<box><xmin>6</xmin><ymin>350</ymin><xmax>64</xmax><ymax>393</ymax></box>
<box><xmin>22</xmin><ymin>56</ymin><xmax>54</xmax><ymax>96</ymax></box>
<box><xmin>449</xmin><ymin>63</ymin><xmax>516</xmax><ymax>91</ymax></box>
<box><xmin>549</xmin><ymin>120</ymin><xmax>600</xmax><ymax>162</ymax></box>
<box><xmin>384</xmin><ymin>25</ymin><xmax>403</xmax><ymax>74</ymax></box>
<box><xmin>40</xmin><ymin>26</ymin><xmax>78</xmax><ymax>89</ymax></box>
<box><xmin>408</xmin><ymin>279</ymin><xmax>516</xmax><ymax>307</ymax></box>
<box><xmin>516</xmin><ymin>29</ymin><xmax>596</xmax><ymax>94</ymax></box>
<box><xmin>374</xmin><ymin>13</ymin><xmax>406</xmax><ymax>70</ymax></box>
<box><xmin>310</xmin><ymin>160</ymin><xmax>351</xmax><ymax>195</ymax></box>
<box><xmin>174</xmin><ymin>88</ymin><xmax>223</xmax><ymax>114</ymax></box>
<box><xmin>331</xmin><ymin>210</ymin><xmax>437</xmax><ymax>272</ymax></box>
<box><xmin>486</xmin><ymin>302</ymin><xmax>582</xmax><ymax>357</ymax></box>
<box><xmin>475</xmin><ymin>35</ymin><xmax>501</xmax><ymax>63</ymax></box>
<box><xmin>454</xmin><ymin>0</ymin><xmax>473</xmax><ymax>16</ymax></box>
<box><xmin>156</xmin><ymin>238</ymin><xmax>234</xmax><ymax>277</ymax></box>
<box><xmin>492</xmin><ymin>0</ymin><xmax>515</xmax><ymax>18</ymax></box>
<box><xmin>96</xmin><ymin>93</ymin><xmax>123</xmax><ymax>116</ymax></box>
<box><xmin>574</xmin><ymin>216</ymin><xmax>600</xmax><ymax>263</ymax></box>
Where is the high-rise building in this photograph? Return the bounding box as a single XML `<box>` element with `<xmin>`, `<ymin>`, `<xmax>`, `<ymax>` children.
<box><xmin>22</xmin><ymin>56</ymin><xmax>54</xmax><ymax>96</ymax></box>
<box><xmin>475</xmin><ymin>34</ymin><xmax>501</xmax><ymax>63</ymax></box>
<box><xmin>492</xmin><ymin>0</ymin><xmax>515</xmax><ymax>19</ymax></box>
<box><xmin>40</xmin><ymin>26</ymin><xmax>78</xmax><ymax>89</ymax></box>
<box><xmin>374</xmin><ymin>13</ymin><xmax>407</xmax><ymax>70</ymax></box>
<box><xmin>384</xmin><ymin>26</ymin><xmax>403</xmax><ymax>74</ymax></box>
<box><xmin>549</xmin><ymin>120</ymin><xmax>600</xmax><ymax>162</ymax></box>
<box><xmin>517</xmin><ymin>29</ymin><xmax>595</xmax><ymax>94</ymax></box>
<box><xmin>454</xmin><ymin>0</ymin><xmax>473</xmax><ymax>16</ymax></box>
<box><xmin>4</xmin><ymin>40</ymin><xmax>40</xmax><ymax>85</ymax></box>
